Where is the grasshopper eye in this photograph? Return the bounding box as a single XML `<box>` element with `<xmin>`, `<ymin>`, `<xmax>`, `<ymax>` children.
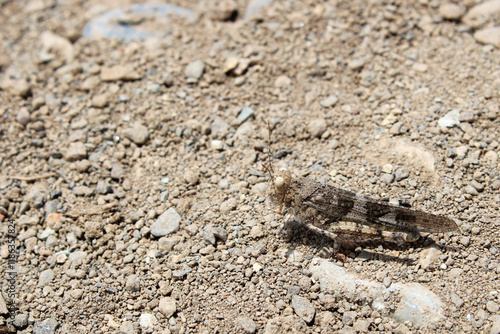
<box><xmin>275</xmin><ymin>176</ymin><xmax>285</xmax><ymax>188</ymax></box>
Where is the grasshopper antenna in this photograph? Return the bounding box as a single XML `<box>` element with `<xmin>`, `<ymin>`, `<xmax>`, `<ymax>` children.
<box><xmin>262</xmin><ymin>120</ymin><xmax>274</xmax><ymax>178</ymax></box>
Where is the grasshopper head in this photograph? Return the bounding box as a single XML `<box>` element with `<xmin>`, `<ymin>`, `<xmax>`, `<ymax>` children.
<box><xmin>268</xmin><ymin>169</ymin><xmax>292</xmax><ymax>210</ymax></box>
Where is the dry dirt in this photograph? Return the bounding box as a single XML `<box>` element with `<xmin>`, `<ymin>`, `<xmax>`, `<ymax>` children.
<box><xmin>0</xmin><ymin>0</ymin><xmax>500</xmax><ymax>333</ymax></box>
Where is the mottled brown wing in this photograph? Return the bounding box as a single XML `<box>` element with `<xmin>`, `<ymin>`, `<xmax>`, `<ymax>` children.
<box><xmin>299</xmin><ymin>180</ymin><xmax>457</xmax><ymax>233</ymax></box>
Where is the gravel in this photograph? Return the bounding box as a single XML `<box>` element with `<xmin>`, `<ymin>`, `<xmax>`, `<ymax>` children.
<box><xmin>0</xmin><ymin>0</ymin><xmax>499</xmax><ymax>333</ymax></box>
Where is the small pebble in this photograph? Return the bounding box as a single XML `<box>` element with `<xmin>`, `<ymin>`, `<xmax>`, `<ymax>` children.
<box><xmin>274</xmin><ymin>75</ymin><xmax>291</xmax><ymax>88</ymax></box>
<box><xmin>236</xmin><ymin>317</ymin><xmax>257</xmax><ymax>334</ymax></box>
<box><xmin>439</xmin><ymin>3</ymin><xmax>466</xmax><ymax>20</ymax></box>
<box><xmin>124</xmin><ymin>123</ymin><xmax>149</xmax><ymax>145</ymax></box>
<box><xmin>151</xmin><ymin>208</ymin><xmax>181</xmax><ymax>237</ymax></box>
<box><xmin>211</xmin><ymin>140</ymin><xmax>224</xmax><ymax>151</ymax></box>
<box><xmin>320</xmin><ymin>95</ymin><xmax>338</xmax><ymax>108</ymax></box>
<box><xmin>380</xmin><ymin>173</ymin><xmax>395</xmax><ymax>184</ymax></box>
<box><xmin>307</xmin><ymin>118</ymin><xmax>327</xmax><ymax>138</ymax></box>
<box><xmin>185</xmin><ymin>59</ymin><xmax>205</xmax><ymax>81</ymax></box>
<box><xmin>159</xmin><ymin>297</ymin><xmax>177</xmax><ymax>318</ymax></box>
<box><xmin>291</xmin><ymin>295</ymin><xmax>315</xmax><ymax>324</ymax></box>
<box><xmin>395</xmin><ymin>168</ymin><xmax>409</xmax><ymax>181</ymax></box>
<box><xmin>486</xmin><ymin>301</ymin><xmax>499</xmax><ymax>313</ymax></box>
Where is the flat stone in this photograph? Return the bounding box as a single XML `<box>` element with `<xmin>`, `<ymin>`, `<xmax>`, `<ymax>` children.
<box><xmin>291</xmin><ymin>295</ymin><xmax>315</xmax><ymax>324</ymax></box>
<box><xmin>474</xmin><ymin>27</ymin><xmax>500</xmax><ymax>48</ymax></box>
<box><xmin>237</xmin><ymin>107</ymin><xmax>254</xmax><ymax>124</ymax></box>
<box><xmin>394</xmin><ymin>168</ymin><xmax>409</xmax><ymax>181</ymax></box>
<box><xmin>38</xmin><ymin>269</ymin><xmax>55</xmax><ymax>286</ymax></box>
<box><xmin>101</xmin><ymin>65</ymin><xmax>141</xmax><ymax>81</ymax></box>
<box><xmin>65</xmin><ymin>142</ymin><xmax>87</xmax><ymax>161</ymax></box>
<box><xmin>450</xmin><ymin>292</ymin><xmax>464</xmax><ymax>308</ymax></box>
<box><xmin>151</xmin><ymin>208</ymin><xmax>181</xmax><ymax>237</ymax></box>
<box><xmin>320</xmin><ymin>95</ymin><xmax>339</xmax><ymax>108</ymax></box>
<box><xmin>34</xmin><ymin>318</ymin><xmax>59</xmax><ymax>334</ymax></box>
<box><xmin>463</xmin><ymin>0</ymin><xmax>500</xmax><ymax>28</ymax></box>
<box><xmin>310</xmin><ymin>258</ymin><xmax>445</xmax><ymax>327</ymax></box>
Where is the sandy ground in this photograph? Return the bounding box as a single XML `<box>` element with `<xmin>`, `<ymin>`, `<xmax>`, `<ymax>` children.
<box><xmin>0</xmin><ymin>0</ymin><xmax>500</xmax><ymax>333</ymax></box>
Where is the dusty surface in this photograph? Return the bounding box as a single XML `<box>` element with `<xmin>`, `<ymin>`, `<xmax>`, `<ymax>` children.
<box><xmin>0</xmin><ymin>0</ymin><xmax>500</xmax><ymax>333</ymax></box>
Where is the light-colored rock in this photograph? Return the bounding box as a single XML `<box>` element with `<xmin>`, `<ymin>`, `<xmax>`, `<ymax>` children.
<box><xmin>151</xmin><ymin>208</ymin><xmax>181</xmax><ymax>237</ymax></box>
<box><xmin>463</xmin><ymin>0</ymin><xmax>500</xmax><ymax>28</ymax></box>
<box><xmin>159</xmin><ymin>297</ymin><xmax>176</xmax><ymax>318</ymax></box>
<box><xmin>185</xmin><ymin>60</ymin><xmax>204</xmax><ymax>80</ymax></box>
<box><xmin>41</xmin><ymin>31</ymin><xmax>74</xmax><ymax>63</ymax></box>
<box><xmin>439</xmin><ymin>3</ymin><xmax>466</xmax><ymax>20</ymax></box>
<box><xmin>474</xmin><ymin>27</ymin><xmax>500</xmax><ymax>48</ymax></box>
<box><xmin>101</xmin><ymin>65</ymin><xmax>141</xmax><ymax>81</ymax></box>
<box><xmin>310</xmin><ymin>258</ymin><xmax>445</xmax><ymax>327</ymax></box>
<box><xmin>291</xmin><ymin>295</ymin><xmax>315</xmax><ymax>324</ymax></box>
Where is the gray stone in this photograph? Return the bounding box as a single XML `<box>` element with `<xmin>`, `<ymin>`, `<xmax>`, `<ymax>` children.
<box><xmin>464</xmin><ymin>185</ymin><xmax>479</xmax><ymax>195</ymax></box>
<box><xmin>236</xmin><ymin>317</ymin><xmax>257</xmax><ymax>333</ymax></box>
<box><xmin>34</xmin><ymin>318</ymin><xmax>58</xmax><ymax>334</ymax></box>
<box><xmin>13</xmin><ymin>313</ymin><xmax>29</xmax><ymax>328</ymax></box>
<box><xmin>65</xmin><ymin>142</ymin><xmax>87</xmax><ymax>161</ymax></box>
<box><xmin>342</xmin><ymin>311</ymin><xmax>357</xmax><ymax>326</ymax></box>
<box><xmin>159</xmin><ymin>297</ymin><xmax>176</xmax><ymax>318</ymax></box>
<box><xmin>310</xmin><ymin>258</ymin><xmax>445</xmax><ymax>327</ymax></box>
<box><xmin>320</xmin><ymin>95</ymin><xmax>339</xmax><ymax>108</ymax></box>
<box><xmin>38</xmin><ymin>269</ymin><xmax>55</xmax><ymax>286</ymax></box>
<box><xmin>203</xmin><ymin>225</ymin><xmax>228</xmax><ymax>245</ymax></box>
<box><xmin>119</xmin><ymin>321</ymin><xmax>135</xmax><ymax>334</ymax></box>
<box><xmin>394</xmin><ymin>168</ymin><xmax>409</xmax><ymax>181</ymax></box>
<box><xmin>172</xmin><ymin>268</ymin><xmax>192</xmax><ymax>279</ymax></box>
<box><xmin>151</xmin><ymin>208</ymin><xmax>181</xmax><ymax>237</ymax></box>
<box><xmin>68</xmin><ymin>251</ymin><xmax>88</xmax><ymax>262</ymax></box>
<box><xmin>72</xmin><ymin>186</ymin><xmax>93</xmax><ymax>196</ymax></box>
<box><xmin>291</xmin><ymin>295</ymin><xmax>315</xmax><ymax>324</ymax></box>
<box><xmin>244</xmin><ymin>0</ymin><xmax>273</xmax><ymax>20</ymax></box>
<box><xmin>96</xmin><ymin>181</ymin><xmax>112</xmax><ymax>194</ymax></box>
<box><xmin>491</xmin><ymin>316</ymin><xmax>500</xmax><ymax>334</ymax></box>
<box><xmin>238</xmin><ymin>107</ymin><xmax>254</xmax><ymax>124</ymax></box>
<box><xmin>470</xmin><ymin>180</ymin><xmax>484</xmax><ymax>192</ymax></box>
<box><xmin>185</xmin><ymin>60</ymin><xmax>204</xmax><ymax>80</ymax></box>
<box><xmin>380</xmin><ymin>173</ymin><xmax>395</xmax><ymax>184</ymax></box>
